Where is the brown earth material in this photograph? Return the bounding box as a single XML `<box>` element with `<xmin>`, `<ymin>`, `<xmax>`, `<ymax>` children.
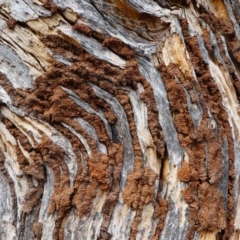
<box><xmin>0</xmin><ymin>30</ymin><xmax>168</xmax><ymax>239</ymax></box>
<box><xmin>7</xmin><ymin>18</ymin><xmax>16</xmax><ymax>30</ymax></box>
<box><xmin>72</xmin><ymin>23</ymin><xmax>92</xmax><ymax>36</ymax></box>
<box><xmin>179</xmin><ymin>17</ymin><xmax>235</xmax><ymax>239</ymax></box>
<box><xmin>152</xmin><ymin>193</ymin><xmax>168</xmax><ymax>240</ymax></box>
<box><xmin>2</xmin><ymin>0</ymin><xmax>239</xmax><ymax>237</ymax></box>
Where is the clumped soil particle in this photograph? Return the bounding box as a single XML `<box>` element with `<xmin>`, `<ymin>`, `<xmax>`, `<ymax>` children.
<box><xmin>201</xmin><ymin>6</ymin><xmax>240</xmax><ymax>67</ymax></box>
<box><xmin>200</xmin><ymin>6</ymin><xmax>240</xmax><ymax>102</ymax></box>
<box><xmin>0</xmin><ymin>11</ymin><xmax>236</xmax><ymax>239</ymax></box>
<box><xmin>152</xmin><ymin>194</ymin><xmax>168</xmax><ymax>240</ymax></box>
<box><xmin>7</xmin><ymin>18</ymin><xmax>17</xmax><ymax>30</ymax></box>
<box><xmin>1</xmin><ymin>2</ymin><xmax>238</xmax><ymax>239</ymax></box>
<box><xmin>178</xmin><ymin>161</ymin><xmax>190</xmax><ymax>182</ymax></box>
<box><xmin>231</xmin><ymin>0</ymin><xmax>240</xmax><ymax>25</ymax></box>
<box><xmin>123</xmin><ymin>166</ymin><xmax>158</xmax><ymax>239</ymax></box>
<box><xmin>72</xmin><ymin>23</ymin><xmax>105</xmax><ymax>43</ymax></box>
<box><xmin>201</xmin><ymin>26</ymin><xmax>240</xmax><ymax>112</ymax></box>
<box><xmin>192</xmin><ymin>6</ymin><xmax>238</xmax><ymax>234</ymax></box>
<box><xmin>158</xmin><ymin>63</ymin><xmax>210</xmax><ymax>238</ymax></box>
<box><xmin>0</xmin><ymin>0</ymin><xmax>239</xmax><ymax>239</ymax></box>
<box><xmin>50</xmin><ymin>123</ymin><xmax>94</xmax><ymax>219</ymax></box>
<box><xmin>159</xmin><ymin>64</ymin><xmax>195</xmax><ymax>149</ymax></box>
<box><xmin>1</xmin><ymin>117</ymin><xmax>45</xmax><ymax>237</ymax></box>
<box><xmin>139</xmin><ymin>84</ymin><xmax>166</xmax><ymax>157</ymax></box>
<box><xmin>88</xmin><ymin>153</ymin><xmax>112</xmax><ymax>191</ymax></box>
<box><xmin>175</xmin><ymin>17</ymin><xmax>235</xmax><ymax>239</ymax></box>
<box><xmin>0</xmin><ymin>34</ymin><xmax>168</xmax><ymax>239</ymax></box>
<box><xmin>123</xmin><ymin>167</ymin><xmax>158</xmax><ymax>210</ymax></box>
<box><xmin>72</xmin><ymin>23</ymin><xmax>92</xmax><ymax>36</ymax></box>
<box><xmin>37</xmin><ymin>135</ymin><xmax>74</xmax><ymax>240</ymax></box>
<box><xmin>201</xmin><ymin>30</ymin><xmax>215</xmax><ymax>56</ymax></box>
<box><xmin>159</xmin><ymin>29</ymin><xmax>236</xmax><ymax>235</ymax></box>
<box><xmin>98</xmin><ymin>144</ymin><xmax>124</xmax><ymax>240</ymax></box>
<box><xmin>33</xmin><ymin>222</ymin><xmax>43</xmax><ymax>240</ymax></box>
<box><xmin>198</xmin><ymin>183</ymin><xmax>226</xmax><ymax>231</ymax></box>
<box><xmin>43</xmin><ymin>0</ymin><xmax>63</xmax><ymax>13</ymax></box>
<box><xmin>102</xmin><ymin>37</ymin><xmax>135</xmax><ymax>60</ymax></box>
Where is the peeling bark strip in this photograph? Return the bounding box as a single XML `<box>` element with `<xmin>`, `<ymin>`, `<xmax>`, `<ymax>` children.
<box><xmin>1</xmin><ymin>0</ymin><xmax>240</xmax><ymax>239</ymax></box>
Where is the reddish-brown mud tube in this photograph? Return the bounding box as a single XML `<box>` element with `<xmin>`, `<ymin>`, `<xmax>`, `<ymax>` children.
<box><xmin>1</xmin><ymin>0</ymin><xmax>240</xmax><ymax>239</ymax></box>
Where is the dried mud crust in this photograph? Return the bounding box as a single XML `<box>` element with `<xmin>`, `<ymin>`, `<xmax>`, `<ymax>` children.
<box><xmin>0</xmin><ymin>33</ymin><xmax>166</xmax><ymax>239</ymax></box>
<box><xmin>159</xmin><ymin>62</ymin><xmax>227</xmax><ymax>239</ymax></box>
<box><xmin>161</xmin><ymin>17</ymin><xmax>236</xmax><ymax>239</ymax></box>
<box><xmin>1</xmin><ymin>115</ymin><xmax>45</xmax><ymax>239</ymax></box>
<box><xmin>190</xmin><ymin>5</ymin><xmax>240</xmax><ymax>238</ymax></box>
<box><xmin>1</xmin><ymin>0</ymin><xmax>240</xmax><ymax>238</ymax></box>
<box><xmin>199</xmin><ymin>6</ymin><xmax>240</xmax><ymax>103</ymax></box>
<box><xmin>7</xmin><ymin>18</ymin><xmax>17</xmax><ymax>30</ymax></box>
<box><xmin>43</xmin><ymin>0</ymin><xmax>63</xmax><ymax>13</ymax></box>
<box><xmin>102</xmin><ymin>37</ymin><xmax>135</xmax><ymax>60</ymax></box>
<box><xmin>123</xmin><ymin>166</ymin><xmax>158</xmax><ymax>239</ymax></box>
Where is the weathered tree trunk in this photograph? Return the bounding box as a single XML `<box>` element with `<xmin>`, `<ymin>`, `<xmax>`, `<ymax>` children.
<box><xmin>1</xmin><ymin>0</ymin><xmax>240</xmax><ymax>239</ymax></box>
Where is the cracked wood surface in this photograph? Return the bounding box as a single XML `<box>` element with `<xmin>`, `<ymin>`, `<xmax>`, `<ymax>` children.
<box><xmin>0</xmin><ymin>0</ymin><xmax>240</xmax><ymax>240</ymax></box>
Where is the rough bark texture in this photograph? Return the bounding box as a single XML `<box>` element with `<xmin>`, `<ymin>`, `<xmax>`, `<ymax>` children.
<box><xmin>1</xmin><ymin>0</ymin><xmax>240</xmax><ymax>239</ymax></box>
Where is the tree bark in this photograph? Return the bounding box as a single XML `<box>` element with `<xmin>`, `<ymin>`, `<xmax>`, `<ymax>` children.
<box><xmin>0</xmin><ymin>0</ymin><xmax>240</xmax><ymax>239</ymax></box>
